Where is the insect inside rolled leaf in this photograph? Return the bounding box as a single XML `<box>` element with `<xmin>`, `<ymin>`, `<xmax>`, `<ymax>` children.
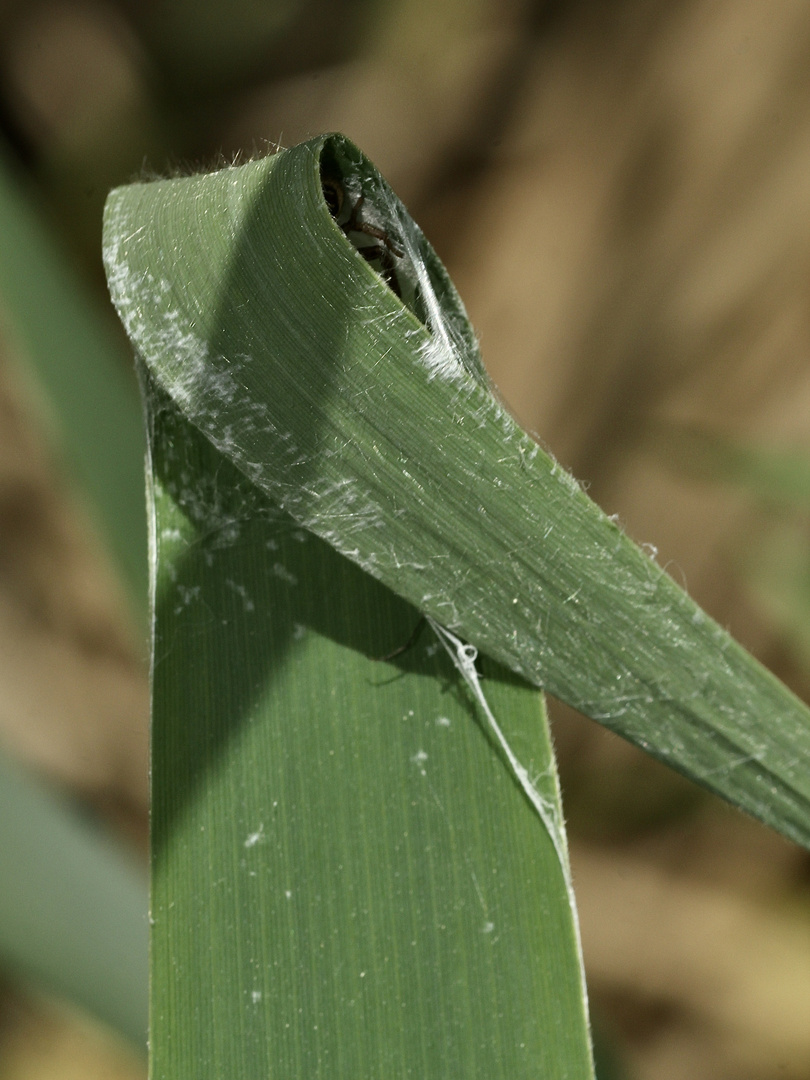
<box><xmin>322</xmin><ymin>175</ymin><xmax>404</xmax><ymax>298</ymax></box>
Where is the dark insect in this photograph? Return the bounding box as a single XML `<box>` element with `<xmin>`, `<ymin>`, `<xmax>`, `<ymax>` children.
<box><xmin>376</xmin><ymin>616</ymin><xmax>485</xmax><ymax>677</ymax></box>
<box><xmin>376</xmin><ymin>616</ymin><xmax>427</xmax><ymax>663</ymax></box>
<box><xmin>322</xmin><ymin>176</ymin><xmax>404</xmax><ymax>298</ymax></box>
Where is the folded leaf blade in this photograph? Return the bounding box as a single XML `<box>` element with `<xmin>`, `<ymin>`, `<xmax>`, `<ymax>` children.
<box><xmin>104</xmin><ymin>133</ymin><xmax>810</xmax><ymax>851</ymax></box>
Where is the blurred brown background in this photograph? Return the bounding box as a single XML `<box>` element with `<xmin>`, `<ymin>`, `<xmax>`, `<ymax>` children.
<box><xmin>0</xmin><ymin>1</ymin><xmax>809</xmax><ymax>1077</ymax></box>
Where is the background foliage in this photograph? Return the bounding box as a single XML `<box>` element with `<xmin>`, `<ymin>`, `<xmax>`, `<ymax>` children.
<box><xmin>1</xmin><ymin>2</ymin><xmax>809</xmax><ymax>1078</ymax></box>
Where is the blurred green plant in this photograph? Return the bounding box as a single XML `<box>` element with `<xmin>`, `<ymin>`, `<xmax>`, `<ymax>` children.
<box><xmin>662</xmin><ymin>427</ymin><xmax>810</xmax><ymax>676</ymax></box>
<box><xmin>0</xmin><ymin>752</ymin><xmax>148</xmax><ymax>1049</ymax></box>
<box><xmin>0</xmin><ymin>139</ymin><xmax>147</xmax><ymax>623</ymax></box>
<box><xmin>0</xmin><ymin>138</ymin><xmax>149</xmax><ymax>1053</ymax></box>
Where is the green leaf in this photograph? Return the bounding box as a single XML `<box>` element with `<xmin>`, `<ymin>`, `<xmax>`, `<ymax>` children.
<box><xmin>657</xmin><ymin>429</ymin><xmax>810</xmax><ymax>705</ymax></box>
<box><xmin>0</xmin><ymin>140</ymin><xmax>148</xmax><ymax>1049</ymax></box>
<box><xmin>103</xmin><ymin>132</ymin><xmax>810</xmax><ymax>851</ymax></box>
<box><xmin>656</xmin><ymin>427</ymin><xmax>810</xmax><ymax>511</ymax></box>
<box><xmin>0</xmin><ymin>749</ymin><xmax>147</xmax><ymax>1048</ymax></box>
<box><xmin>751</xmin><ymin>519</ymin><xmax>810</xmax><ymax>670</ymax></box>
<box><xmin>145</xmin><ymin>376</ymin><xmax>593</xmax><ymax>1078</ymax></box>
<box><xmin>0</xmin><ymin>140</ymin><xmax>147</xmax><ymax>619</ymax></box>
